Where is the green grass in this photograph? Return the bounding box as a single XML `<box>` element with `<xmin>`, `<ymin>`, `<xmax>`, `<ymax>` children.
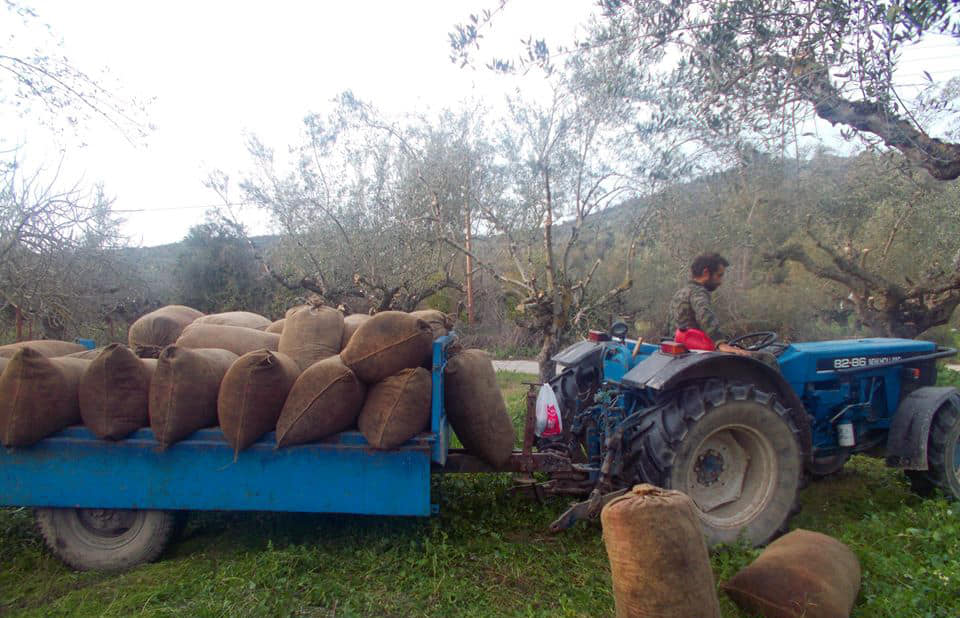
<box><xmin>1</xmin><ymin>371</ymin><xmax>958</xmax><ymax>616</ymax></box>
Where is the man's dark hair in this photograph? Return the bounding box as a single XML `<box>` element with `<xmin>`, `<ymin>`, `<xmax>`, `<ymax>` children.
<box><xmin>691</xmin><ymin>253</ymin><xmax>729</xmax><ymax>277</ymax></box>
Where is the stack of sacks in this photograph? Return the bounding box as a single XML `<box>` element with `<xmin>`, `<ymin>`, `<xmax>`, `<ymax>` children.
<box><xmin>79</xmin><ymin>344</ymin><xmax>157</xmax><ymax>440</ymax></box>
<box><xmin>0</xmin><ymin>348</ymin><xmax>91</xmax><ymax>446</ymax></box>
<box><xmin>148</xmin><ymin>346</ymin><xmax>237</xmax><ymax>449</ymax></box>
<box><xmin>341</xmin><ymin>311</ymin><xmax>435</xmax><ymax>447</ymax></box>
<box><xmin>128</xmin><ymin>305</ymin><xmax>204</xmax><ymax>358</ymax></box>
<box><xmin>1</xmin><ymin>303</ymin><xmax>516</xmax><ymax>462</ymax></box>
<box><xmin>175</xmin><ymin>322</ymin><xmax>280</xmax><ymax>356</ymax></box>
<box><xmin>193</xmin><ymin>311</ymin><xmax>272</xmax><ymax>330</ymax></box>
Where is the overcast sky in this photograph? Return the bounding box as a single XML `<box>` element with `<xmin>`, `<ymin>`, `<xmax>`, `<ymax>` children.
<box><xmin>5</xmin><ymin>1</ymin><xmax>595</xmax><ymax>246</ymax></box>
<box><xmin>4</xmin><ymin>2</ymin><xmax>958</xmax><ymax>247</ymax></box>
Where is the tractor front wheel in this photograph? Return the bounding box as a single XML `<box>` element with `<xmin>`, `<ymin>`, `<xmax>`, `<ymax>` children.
<box><xmin>926</xmin><ymin>401</ymin><xmax>960</xmax><ymax>500</ymax></box>
<box><xmin>630</xmin><ymin>380</ymin><xmax>802</xmax><ymax>546</ymax></box>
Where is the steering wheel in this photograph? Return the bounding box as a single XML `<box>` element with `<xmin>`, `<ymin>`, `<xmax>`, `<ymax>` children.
<box><xmin>727</xmin><ymin>331</ymin><xmax>778</xmax><ymax>351</ymax></box>
<box><xmin>609</xmin><ymin>321</ymin><xmax>629</xmax><ymax>341</ymax></box>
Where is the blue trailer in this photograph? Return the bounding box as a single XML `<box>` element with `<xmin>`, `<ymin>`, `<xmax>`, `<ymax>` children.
<box><xmin>0</xmin><ymin>337</ymin><xmax>463</xmax><ymax>571</ymax></box>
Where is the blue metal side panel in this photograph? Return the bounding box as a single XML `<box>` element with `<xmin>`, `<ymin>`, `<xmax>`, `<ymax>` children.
<box><xmin>0</xmin><ymin>428</ymin><xmax>434</xmax><ymax>516</ymax></box>
<box><xmin>431</xmin><ymin>335</ymin><xmax>454</xmax><ymax>465</ymax></box>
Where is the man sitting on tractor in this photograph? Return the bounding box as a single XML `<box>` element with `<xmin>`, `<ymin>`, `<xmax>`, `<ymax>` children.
<box><xmin>669</xmin><ymin>253</ymin><xmax>778</xmax><ymax>367</ymax></box>
<box><xmin>669</xmin><ymin>253</ymin><xmax>746</xmax><ymax>353</ymax></box>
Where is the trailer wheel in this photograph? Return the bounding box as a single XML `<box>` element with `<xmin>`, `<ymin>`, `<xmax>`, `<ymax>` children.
<box><xmin>630</xmin><ymin>379</ymin><xmax>802</xmax><ymax>547</ymax></box>
<box><xmin>35</xmin><ymin>508</ymin><xmax>177</xmax><ymax>571</ymax></box>
<box><xmin>926</xmin><ymin>401</ymin><xmax>960</xmax><ymax>500</ymax></box>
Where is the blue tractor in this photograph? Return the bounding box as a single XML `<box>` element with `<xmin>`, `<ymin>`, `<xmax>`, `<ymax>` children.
<box><xmin>539</xmin><ymin>326</ymin><xmax>959</xmax><ymax>546</ymax></box>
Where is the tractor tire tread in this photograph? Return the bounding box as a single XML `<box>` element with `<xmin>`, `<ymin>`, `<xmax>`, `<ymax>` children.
<box><xmin>627</xmin><ymin>378</ymin><xmax>803</xmax><ymax>546</ymax></box>
<box><xmin>926</xmin><ymin>402</ymin><xmax>960</xmax><ymax>499</ymax></box>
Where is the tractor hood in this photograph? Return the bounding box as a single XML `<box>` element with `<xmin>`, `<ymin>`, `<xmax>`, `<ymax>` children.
<box><xmin>776</xmin><ymin>338</ymin><xmax>937</xmax><ymax>377</ymax></box>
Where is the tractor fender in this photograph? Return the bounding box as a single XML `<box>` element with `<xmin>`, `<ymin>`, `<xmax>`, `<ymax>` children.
<box><xmin>885</xmin><ymin>387</ymin><xmax>960</xmax><ymax>470</ymax></box>
<box><xmin>622</xmin><ymin>352</ymin><xmax>812</xmax><ymax>460</ymax></box>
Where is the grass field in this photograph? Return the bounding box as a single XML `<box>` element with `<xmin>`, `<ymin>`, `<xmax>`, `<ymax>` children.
<box><xmin>1</xmin><ymin>371</ymin><xmax>958</xmax><ymax>616</ymax></box>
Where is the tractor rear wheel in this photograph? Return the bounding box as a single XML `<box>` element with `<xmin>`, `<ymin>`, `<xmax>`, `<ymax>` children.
<box><xmin>35</xmin><ymin>507</ymin><xmax>177</xmax><ymax>571</ymax></box>
<box><xmin>630</xmin><ymin>379</ymin><xmax>802</xmax><ymax>547</ymax></box>
<box><xmin>926</xmin><ymin>401</ymin><xmax>960</xmax><ymax>500</ymax></box>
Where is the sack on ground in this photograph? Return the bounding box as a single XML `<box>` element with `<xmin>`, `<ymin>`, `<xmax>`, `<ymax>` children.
<box><xmin>0</xmin><ymin>349</ymin><xmax>91</xmax><ymax>447</ymax></box>
<box><xmin>341</xmin><ymin>313</ymin><xmax>371</xmax><ymax>349</ymax></box>
<box><xmin>358</xmin><ymin>367</ymin><xmax>431</xmax><ymax>449</ymax></box>
<box><xmin>340</xmin><ymin>311</ymin><xmax>433</xmax><ymax>383</ymax></box>
<box><xmin>444</xmin><ymin>349</ymin><xmax>515</xmax><ymax>468</ymax></box>
<box><xmin>276</xmin><ymin>356</ymin><xmax>366</xmax><ymax>447</ymax></box>
<box><xmin>79</xmin><ymin>344</ymin><xmax>158</xmax><ymax>440</ymax></box>
<box><xmin>194</xmin><ymin>311</ymin><xmax>272</xmax><ymax>330</ymax></box>
<box><xmin>722</xmin><ymin>528</ymin><xmax>861</xmax><ymax>618</ymax></box>
<box><xmin>175</xmin><ymin>323</ymin><xmax>279</xmax><ymax>356</ymax></box>
<box><xmin>128</xmin><ymin>305</ymin><xmax>204</xmax><ymax>357</ymax></box>
<box><xmin>218</xmin><ymin>350</ymin><xmax>300</xmax><ymax>455</ymax></box>
<box><xmin>149</xmin><ymin>347</ymin><xmax>237</xmax><ymax>448</ymax></box>
<box><xmin>0</xmin><ymin>340</ymin><xmax>87</xmax><ymax>358</ymax></box>
<box><xmin>265</xmin><ymin>319</ymin><xmax>285</xmax><ymax>334</ymax></box>
<box><xmin>602</xmin><ymin>484</ymin><xmax>721</xmax><ymax>618</ymax></box>
<box><xmin>410</xmin><ymin>309</ymin><xmax>453</xmax><ymax>340</ymax></box>
<box><xmin>279</xmin><ymin>305</ymin><xmax>343</xmax><ymax>370</ymax></box>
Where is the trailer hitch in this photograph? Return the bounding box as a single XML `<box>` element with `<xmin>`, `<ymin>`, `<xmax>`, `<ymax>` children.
<box><xmin>548</xmin><ymin>487</ymin><xmax>630</xmax><ymax>533</ymax></box>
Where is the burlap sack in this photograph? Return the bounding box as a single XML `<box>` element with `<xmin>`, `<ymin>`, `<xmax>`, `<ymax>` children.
<box><xmin>218</xmin><ymin>350</ymin><xmax>300</xmax><ymax>455</ymax></box>
<box><xmin>79</xmin><ymin>344</ymin><xmax>158</xmax><ymax>440</ymax></box>
<box><xmin>340</xmin><ymin>311</ymin><xmax>433</xmax><ymax>383</ymax></box>
<box><xmin>276</xmin><ymin>356</ymin><xmax>366</xmax><ymax>447</ymax></box>
<box><xmin>149</xmin><ymin>347</ymin><xmax>237</xmax><ymax>448</ymax></box>
<box><xmin>0</xmin><ymin>349</ymin><xmax>91</xmax><ymax>447</ymax></box>
<box><xmin>601</xmin><ymin>484</ymin><xmax>722</xmax><ymax>618</ymax></box>
<box><xmin>128</xmin><ymin>305</ymin><xmax>204</xmax><ymax>357</ymax></box>
<box><xmin>175</xmin><ymin>323</ymin><xmax>280</xmax><ymax>356</ymax></box>
<box><xmin>410</xmin><ymin>309</ymin><xmax>452</xmax><ymax>340</ymax></box>
<box><xmin>341</xmin><ymin>313</ymin><xmax>371</xmax><ymax>349</ymax></box>
<box><xmin>0</xmin><ymin>340</ymin><xmax>87</xmax><ymax>358</ymax></box>
<box><xmin>358</xmin><ymin>367</ymin><xmax>431</xmax><ymax>449</ymax></box>
<box><xmin>279</xmin><ymin>305</ymin><xmax>344</xmax><ymax>370</ymax></box>
<box><xmin>66</xmin><ymin>347</ymin><xmax>105</xmax><ymax>360</ymax></box>
<box><xmin>194</xmin><ymin>311</ymin><xmax>272</xmax><ymax>330</ymax></box>
<box><xmin>265</xmin><ymin>319</ymin><xmax>285</xmax><ymax>334</ymax></box>
<box><xmin>285</xmin><ymin>305</ymin><xmax>308</xmax><ymax>319</ymax></box>
<box><xmin>444</xmin><ymin>349</ymin><xmax>515</xmax><ymax>468</ymax></box>
<box><xmin>723</xmin><ymin>529</ymin><xmax>861</xmax><ymax>618</ymax></box>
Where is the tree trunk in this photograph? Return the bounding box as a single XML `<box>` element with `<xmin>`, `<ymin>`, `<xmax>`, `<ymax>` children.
<box><xmin>537</xmin><ymin>330</ymin><xmax>559</xmax><ymax>384</ymax></box>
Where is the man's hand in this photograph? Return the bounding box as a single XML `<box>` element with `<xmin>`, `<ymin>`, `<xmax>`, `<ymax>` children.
<box><xmin>716</xmin><ymin>343</ymin><xmax>751</xmax><ymax>356</ymax></box>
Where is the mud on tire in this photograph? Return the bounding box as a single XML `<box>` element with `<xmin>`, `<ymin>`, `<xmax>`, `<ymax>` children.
<box><xmin>627</xmin><ymin>379</ymin><xmax>803</xmax><ymax>547</ymax></box>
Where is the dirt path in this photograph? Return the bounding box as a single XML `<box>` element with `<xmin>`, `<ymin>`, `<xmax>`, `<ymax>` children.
<box><xmin>492</xmin><ymin>360</ymin><xmax>538</xmax><ymax>375</ymax></box>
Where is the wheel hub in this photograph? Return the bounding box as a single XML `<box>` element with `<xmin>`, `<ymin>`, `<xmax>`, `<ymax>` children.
<box><xmin>695</xmin><ymin>449</ymin><xmax>725</xmax><ymax>486</ymax></box>
<box><xmin>77</xmin><ymin>509</ymin><xmax>136</xmax><ymax>537</ymax></box>
<box><xmin>686</xmin><ymin>430</ymin><xmax>750</xmax><ymax>512</ymax></box>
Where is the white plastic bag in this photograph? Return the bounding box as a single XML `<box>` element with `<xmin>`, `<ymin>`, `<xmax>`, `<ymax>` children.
<box><xmin>535</xmin><ymin>383</ymin><xmax>563</xmax><ymax>437</ymax></box>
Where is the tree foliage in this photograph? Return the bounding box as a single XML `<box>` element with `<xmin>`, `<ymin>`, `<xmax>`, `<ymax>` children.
<box><xmin>0</xmin><ymin>154</ymin><xmax>126</xmax><ymax>338</ymax></box>
<box><xmin>452</xmin><ymin>0</ymin><xmax>960</xmax><ymax>180</ymax></box>
<box><xmin>1</xmin><ymin>1</ymin><xmax>150</xmax><ymax>142</ymax></box>
<box><xmin>173</xmin><ymin>222</ymin><xmax>274</xmax><ymax>315</ymax></box>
